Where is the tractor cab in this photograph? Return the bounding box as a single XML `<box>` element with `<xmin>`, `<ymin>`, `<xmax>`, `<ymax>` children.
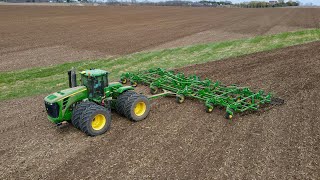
<box><xmin>80</xmin><ymin>69</ymin><xmax>109</xmax><ymax>99</ymax></box>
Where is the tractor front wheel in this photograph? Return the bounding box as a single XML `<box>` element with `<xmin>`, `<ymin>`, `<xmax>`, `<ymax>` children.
<box><xmin>71</xmin><ymin>101</ymin><xmax>96</xmax><ymax>129</ymax></box>
<box><xmin>79</xmin><ymin>104</ymin><xmax>111</xmax><ymax>136</ymax></box>
<box><xmin>116</xmin><ymin>91</ymin><xmax>136</xmax><ymax>116</ymax></box>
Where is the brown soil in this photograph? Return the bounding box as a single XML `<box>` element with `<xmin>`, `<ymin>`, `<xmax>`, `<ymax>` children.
<box><xmin>1</xmin><ymin>5</ymin><xmax>320</xmax><ymax>71</ymax></box>
<box><xmin>0</xmin><ymin>41</ymin><xmax>319</xmax><ymax>179</ymax></box>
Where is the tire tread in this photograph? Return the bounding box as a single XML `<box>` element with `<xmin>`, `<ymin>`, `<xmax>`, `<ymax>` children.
<box><xmin>79</xmin><ymin>104</ymin><xmax>111</xmax><ymax>136</ymax></box>
<box><xmin>71</xmin><ymin>101</ymin><xmax>96</xmax><ymax>129</ymax></box>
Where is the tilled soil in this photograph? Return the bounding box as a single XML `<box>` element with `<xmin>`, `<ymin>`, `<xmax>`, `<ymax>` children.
<box><xmin>1</xmin><ymin>5</ymin><xmax>320</xmax><ymax>71</ymax></box>
<box><xmin>0</xmin><ymin>42</ymin><xmax>319</xmax><ymax>179</ymax></box>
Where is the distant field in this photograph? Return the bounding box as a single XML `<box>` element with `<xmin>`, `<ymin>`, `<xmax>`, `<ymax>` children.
<box><xmin>0</xmin><ymin>5</ymin><xmax>320</xmax><ymax>71</ymax></box>
<box><xmin>0</xmin><ymin>4</ymin><xmax>320</xmax><ymax>180</ymax></box>
<box><xmin>1</xmin><ymin>29</ymin><xmax>319</xmax><ymax>101</ymax></box>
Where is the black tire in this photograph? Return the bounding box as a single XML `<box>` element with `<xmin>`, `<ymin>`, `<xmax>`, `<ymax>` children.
<box><xmin>123</xmin><ymin>93</ymin><xmax>150</xmax><ymax>122</ymax></box>
<box><xmin>79</xmin><ymin>104</ymin><xmax>111</xmax><ymax>136</ymax></box>
<box><xmin>71</xmin><ymin>101</ymin><xmax>96</xmax><ymax>129</ymax></box>
<box><xmin>115</xmin><ymin>91</ymin><xmax>136</xmax><ymax>116</ymax></box>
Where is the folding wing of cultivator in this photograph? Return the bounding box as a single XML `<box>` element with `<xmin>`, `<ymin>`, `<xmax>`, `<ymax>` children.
<box><xmin>121</xmin><ymin>68</ymin><xmax>283</xmax><ymax>119</ymax></box>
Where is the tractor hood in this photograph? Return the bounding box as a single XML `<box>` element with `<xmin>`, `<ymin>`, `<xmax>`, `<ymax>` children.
<box><xmin>44</xmin><ymin>86</ymin><xmax>87</xmax><ymax>104</ymax></box>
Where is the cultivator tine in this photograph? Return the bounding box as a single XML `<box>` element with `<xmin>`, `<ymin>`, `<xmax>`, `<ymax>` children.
<box><xmin>121</xmin><ymin>68</ymin><xmax>283</xmax><ymax>119</ymax></box>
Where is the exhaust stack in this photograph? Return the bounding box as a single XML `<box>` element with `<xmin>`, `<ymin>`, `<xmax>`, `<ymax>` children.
<box><xmin>68</xmin><ymin>68</ymin><xmax>77</xmax><ymax>88</ymax></box>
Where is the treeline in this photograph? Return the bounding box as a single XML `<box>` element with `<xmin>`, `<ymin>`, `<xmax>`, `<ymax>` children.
<box><xmin>198</xmin><ymin>1</ymin><xmax>232</xmax><ymax>6</ymax></box>
<box><xmin>102</xmin><ymin>0</ymin><xmax>300</xmax><ymax>8</ymax></box>
<box><xmin>102</xmin><ymin>0</ymin><xmax>233</xmax><ymax>7</ymax></box>
<box><xmin>4</xmin><ymin>0</ymin><xmax>300</xmax><ymax>8</ymax></box>
<box><xmin>234</xmin><ymin>1</ymin><xmax>299</xmax><ymax>8</ymax></box>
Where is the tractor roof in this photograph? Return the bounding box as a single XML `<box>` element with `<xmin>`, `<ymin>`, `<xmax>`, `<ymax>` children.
<box><xmin>80</xmin><ymin>69</ymin><xmax>109</xmax><ymax>77</ymax></box>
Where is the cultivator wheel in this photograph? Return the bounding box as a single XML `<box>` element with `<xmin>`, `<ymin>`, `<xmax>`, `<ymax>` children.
<box><xmin>150</xmin><ymin>87</ymin><xmax>159</xmax><ymax>95</ymax></box>
<box><xmin>176</xmin><ymin>95</ymin><xmax>185</xmax><ymax>104</ymax></box>
<box><xmin>206</xmin><ymin>103</ymin><xmax>214</xmax><ymax>113</ymax></box>
<box><xmin>121</xmin><ymin>78</ymin><xmax>127</xmax><ymax>84</ymax></box>
<box><xmin>78</xmin><ymin>104</ymin><xmax>111</xmax><ymax>136</ymax></box>
<box><xmin>131</xmin><ymin>81</ymin><xmax>138</xmax><ymax>87</ymax></box>
<box><xmin>225</xmin><ymin>111</ymin><xmax>234</xmax><ymax>120</ymax></box>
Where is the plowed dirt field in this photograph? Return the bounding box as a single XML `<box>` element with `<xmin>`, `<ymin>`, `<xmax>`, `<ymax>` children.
<box><xmin>1</xmin><ymin>42</ymin><xmax>319</xmax><ymax>179</ymax></box>
<box><xmin>1</xmin><ymin>5</ymin><xmax>320</xmax><ymax>71</ymax></box>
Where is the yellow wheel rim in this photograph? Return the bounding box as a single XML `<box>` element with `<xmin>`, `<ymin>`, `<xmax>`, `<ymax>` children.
<box><xmin>132</xmin><ymin>82</ymin><xmax>137</xmax><ymax>87</ymax></box>
<box><xmin>91</xmin><ymin>114</ymin><xmax>106</xmax><ymax>131</ymax></box>
<box><xmin>122</xmin><ymin>79</ymin><xmax>127</xmax><ymax>84</ymax></box>
<box><xmin>134</xmin><ymin>102</ymin><xmax>146</xmax><ymax>116</ymax></box>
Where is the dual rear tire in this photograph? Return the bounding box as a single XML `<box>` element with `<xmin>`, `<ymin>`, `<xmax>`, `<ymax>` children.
<box><xmin>71</xmin><ymin>102</ymin><xmax>111</xmax><ymax>136</ymax></box>
<box><xmin>116</xmin><ymin>91</ymin><xmax>151</xmax><ymax>122</ymax></box>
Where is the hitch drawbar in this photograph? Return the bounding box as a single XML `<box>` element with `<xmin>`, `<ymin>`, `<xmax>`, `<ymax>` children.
<box><xmin>56</xmin><ymin>121</ymin><xmax>69</xmax><ymax>127</ymax></box>
<box><xmin>120</xmin><ymin>68</ymin><xmax>284</xmax><ymax>119</ymax></box>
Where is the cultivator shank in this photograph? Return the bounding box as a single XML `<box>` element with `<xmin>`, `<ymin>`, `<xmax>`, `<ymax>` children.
<box><xmin>121</xmin><ymin>68</ymin><xmax>282</xmax><ymax>119</ymax></box>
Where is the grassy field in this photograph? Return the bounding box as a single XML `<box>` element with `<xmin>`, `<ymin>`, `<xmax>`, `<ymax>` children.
<box><xmin>1</xmin><ymin>28</ymin><xmax>320</xmax><ymax>101</ymax></box>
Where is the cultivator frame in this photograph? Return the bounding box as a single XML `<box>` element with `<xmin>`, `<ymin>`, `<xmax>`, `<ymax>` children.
<box><xmin>121</xmin><ymin>68</ymin><xmax>281</xmax><ymax>119</ymax></box>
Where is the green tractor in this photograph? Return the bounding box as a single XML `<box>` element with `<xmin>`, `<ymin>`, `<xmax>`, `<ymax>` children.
<box><xmin>45</xmin><ymin>68</ymin><xmax>282</xmax><ymax>136</ymax></box>
<box><xmin>44</xmin><ymin>68</ymin><xmax>151</xmax><ymax>136</ymax></box>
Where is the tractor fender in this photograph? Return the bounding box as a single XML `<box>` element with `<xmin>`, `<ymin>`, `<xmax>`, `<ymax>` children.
<box><xmin>116</xmin><ymin>86</ymin><xmax>134</xmax><ymax>94</ymax></box>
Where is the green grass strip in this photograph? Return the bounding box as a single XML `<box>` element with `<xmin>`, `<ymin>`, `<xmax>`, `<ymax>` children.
<box><xmin>1</xmin><ymin>28</ymin><xmax>320</xmax><ymax>101</ymax></box>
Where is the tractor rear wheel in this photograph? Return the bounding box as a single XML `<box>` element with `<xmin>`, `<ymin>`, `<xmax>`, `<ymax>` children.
<box><xmin>79</xmin><ymin>104</ymin><xmax>111</xmax><ymax>136</ymax></box>
<box><xmin>124</xmin><ymin>93</ymin><xmax>150</xmax><ymax>121</ymax></box>
<box><xmin>116</xmin><ymin>91</ymin><xmax>136</xmax><ymax>116</ymax></box>
<box><xmin>71</xmin><ymin>101</ymin><xmax>96</xmax><ymax>129</ymax></box>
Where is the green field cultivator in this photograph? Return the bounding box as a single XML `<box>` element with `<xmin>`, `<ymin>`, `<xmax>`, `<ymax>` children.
<box><xmin>44</xmin><ymin>68</ymin><xmax>283</xmax><ymax>137</ymax></box>
<box><xmin>121</xmin><ymin>68</ymin><xmax>284</xmax><ymax>119</ymax></box>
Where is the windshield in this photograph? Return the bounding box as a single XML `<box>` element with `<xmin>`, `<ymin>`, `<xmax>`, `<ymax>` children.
<box><xmin>80</xmin><ymin>74</ymin><xmax>108</xmax><ymax>98</ymax></box>
<box><xmin>81</xmin><ymin>74</ymin><xmax>88</xmax><ymax>87</ymax></box>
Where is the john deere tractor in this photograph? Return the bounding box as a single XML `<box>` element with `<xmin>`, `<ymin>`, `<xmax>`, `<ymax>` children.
<box><xmin>44</xmin><ymin>68</ymin><xmax>150</xmax><ymax>136</ymax></box>
<box><xmin>45</xmin><ymin>68</ymin><xmax>282</xmax><ymax>137</ymax></box>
